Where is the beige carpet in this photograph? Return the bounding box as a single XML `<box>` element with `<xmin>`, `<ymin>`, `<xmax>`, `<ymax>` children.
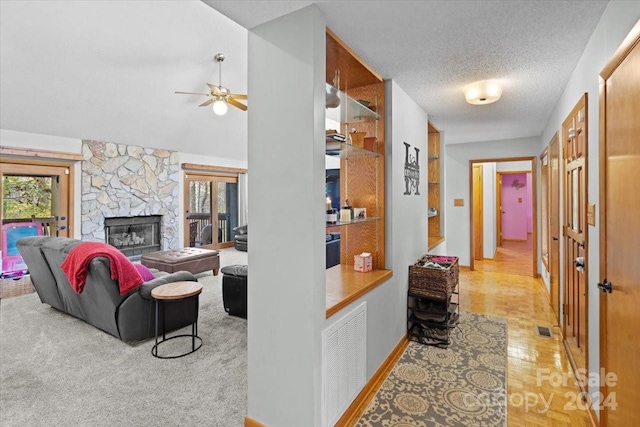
<box><xmin>0</xmin><ymin>248</ymin><xmax>248</xmax><ymax>427</ymax></box>
<box><xmin>357</xmin><ymin>312</ymin><xmax>507</xmax><ymax>427</ymax></box>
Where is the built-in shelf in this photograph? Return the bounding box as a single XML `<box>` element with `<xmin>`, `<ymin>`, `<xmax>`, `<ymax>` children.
<box><xmin>428</xmin><ymin>121</ymin><xmax>444</xmax><ymax>245</ymax></box>
<box><xmin>326</xmin><ymin>216</ymin><xmax>380</xmax><ymax>228</ymax></box>
<box><xmin>326</xmin><ymin>265</ymin><xmax>393</xmax><ymax>318</ymax></box>
<box><xmin>428</xmin><ymin>236</ymin><xmax>446</xmax><ymax>250</ymax></box>
<box><xmin>325</xmin><ymin>83</ymin><xmax>380</xmax><ymax>123</ymax></box>
<box><xmin>326</xmin><ymin>139</ymin><xmax>380</xmax><ymax>158</ymax></box>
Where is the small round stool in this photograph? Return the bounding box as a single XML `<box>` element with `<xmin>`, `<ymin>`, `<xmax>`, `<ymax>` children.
<box><xmin>151</xmin><ymin>281</ymin><xmax>203</xmax><ymax>359</ymax></box>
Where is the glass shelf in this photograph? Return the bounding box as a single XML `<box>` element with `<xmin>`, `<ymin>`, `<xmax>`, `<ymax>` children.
<box><xmin>428</xmin><ymin>155</ymin><xmax>440</xmax><ymax>160</ymax></box>
<box><xmin>428</xmin><ymin>182</ymin><xmax>439</xmax><ymax>185</ymax></box>
<box><xmin>326</xmin><ymin>216</ymin><xmax>380</xmax><ymax>228</ymax></box>
<box><xmin>325</xmin><ymin>83</ymin><xmax>380</xmax><ymax>123</ymax></box>
<box><xmin>326</xmin><ymin>139</ymin><xmax>380</xmax><ymax>158</ymax></box>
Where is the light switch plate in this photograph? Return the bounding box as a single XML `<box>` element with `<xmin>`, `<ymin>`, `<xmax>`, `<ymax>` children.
<box><xmin>587</xmin><ymin>203</ymin><xmax>596</xmax><ymax>226</ymax></box>
<box><xmin>453</xmin><ymin>198</ymin><xmax>464</xmax><ymax>207</ymax></box>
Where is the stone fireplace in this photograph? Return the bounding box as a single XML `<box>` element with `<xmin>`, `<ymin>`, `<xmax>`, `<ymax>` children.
<box><xmin>104</xmin><ymin>215</ymin><xmax>161</xmax><ymax>257</ymax></box>
<box><xmin>81</xmin><ymin>140</ymin><xmax>179</xmax><ymax>250</ymax></box>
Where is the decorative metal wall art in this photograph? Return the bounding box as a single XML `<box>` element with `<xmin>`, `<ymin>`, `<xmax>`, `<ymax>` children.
<box><xmin>403</xmin><ymin>142</ymin><xmax>420</xmax><ymax>195</ymax></box>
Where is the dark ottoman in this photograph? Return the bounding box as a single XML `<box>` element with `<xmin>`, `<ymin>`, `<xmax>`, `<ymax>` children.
<box><xmin>221</xmin><ymin>264</ymin><xmax>248</xmax><ymax>318</ymax></box>
<box><xmin>141</xmin><ymin>247</ymin><xmax>220</xmax><ymax>276</ymax></box>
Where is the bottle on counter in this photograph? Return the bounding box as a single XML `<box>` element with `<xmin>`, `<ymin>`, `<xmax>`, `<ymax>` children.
<box><xmin>340</xmin><ymin>198</ymin><xmax>353</xmax><ymax>223</ymax></box>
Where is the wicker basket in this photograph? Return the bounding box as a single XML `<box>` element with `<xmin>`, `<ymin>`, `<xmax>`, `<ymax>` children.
<box><xmin>408</xmin><ymin>255</ymin><xmax>459</xmax><ymax>300</ymax></box>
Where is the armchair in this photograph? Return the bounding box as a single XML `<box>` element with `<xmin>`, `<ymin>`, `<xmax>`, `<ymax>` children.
<box><xmin>233</xmin><ymin>225</ymin><xmax>247</xmax><ymax>252</ymax></box>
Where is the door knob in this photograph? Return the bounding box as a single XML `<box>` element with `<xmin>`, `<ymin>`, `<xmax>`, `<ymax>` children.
<box><xmin>552</xmin><ymin>237</ymin><xmax>559</xmax><ymax>241</ymax></box>
<box><xmin>597</xmin><ymin>279</ymin><xmax>612</xmax><ymax>293</ymax></box>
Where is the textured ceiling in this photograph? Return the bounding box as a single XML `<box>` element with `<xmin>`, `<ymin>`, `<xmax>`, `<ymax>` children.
<box><xmin>206</xmin><ymin>0</ymin><xmax>610</xmax><ymax>144</ymax></box>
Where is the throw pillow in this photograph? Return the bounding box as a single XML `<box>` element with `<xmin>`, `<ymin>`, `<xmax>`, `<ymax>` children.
<box><xmin>134</xmin><ymin>264</ymin><xmax>155</xmax><ymax>282</ymax></box>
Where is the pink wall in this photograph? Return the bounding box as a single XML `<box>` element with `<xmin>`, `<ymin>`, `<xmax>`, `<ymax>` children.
<box><xmin>501</xmin><ymin>173</ymin><xmax>528</xmax><ymax>240</ymax></box>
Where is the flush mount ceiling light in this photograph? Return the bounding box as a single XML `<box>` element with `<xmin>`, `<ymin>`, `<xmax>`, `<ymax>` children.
<box><xmin>463</xmin><ymin>80</ymin><xmax>503</xmax><ymax>105</ymax></box>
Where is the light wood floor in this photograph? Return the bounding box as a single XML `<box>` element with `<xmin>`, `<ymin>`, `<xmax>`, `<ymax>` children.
<box><xmin>475</xmin><ymin>234</ymin><xmax>534</xmax><ymax>277</ymax></box>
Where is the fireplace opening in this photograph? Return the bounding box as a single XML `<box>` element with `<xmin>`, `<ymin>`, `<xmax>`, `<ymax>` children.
<box><xmin>104</xmin><ymin>215</ymin><xmax>161</xmax><ymax>258</ymax></box>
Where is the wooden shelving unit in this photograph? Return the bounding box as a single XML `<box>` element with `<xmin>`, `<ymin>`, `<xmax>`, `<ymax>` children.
<box><xmin>325</xmin><ymin>29</ymin><xmax>391</xmax><ymax>317</ymax></box>
<box><xmin>428</xmin><ymin>122</ymin><xmax>444</xmax><ymax>249</ymax></box>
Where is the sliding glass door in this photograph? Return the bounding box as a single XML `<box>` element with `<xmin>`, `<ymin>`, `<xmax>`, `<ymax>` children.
<box><xmin>184</xmin><ymin>174</ymin><xmax>238</xmax><ymax>249</ymax></box>
<box><xmin>1</xmin><ymin>163</ymin><xmax>70</xmax><ymax>238</ymax></box>
<box><xmin>1</xmin><ymin>162</ymin><xmax>72</xmax><ymax>277</ymax></box>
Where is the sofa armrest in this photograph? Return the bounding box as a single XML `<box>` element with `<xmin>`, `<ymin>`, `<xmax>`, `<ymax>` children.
<box><xmin>138</xmin><ymin>270</ymin><xmax>198</xmax><ymax>300</ymax></box>
<box><xmin>233</xmin><ymin>225</ymin><xmax>247</xmax><ymax>235</ymax></box>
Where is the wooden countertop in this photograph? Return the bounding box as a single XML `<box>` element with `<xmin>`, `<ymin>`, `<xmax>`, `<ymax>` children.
<box><xmin>326</xmin><ymin>265</ymin><xmax>393</xmax><ymax>318</ymax></box>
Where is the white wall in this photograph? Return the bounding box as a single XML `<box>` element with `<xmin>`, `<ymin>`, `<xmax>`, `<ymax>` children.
<box><xmin>444</xmin><ymin>136</ymin><xmax>539</xmax><ymax>266</ymax></box>
<box><xmin>482</xmin><ymin>162</ymin><xmax>496</xmax><ymax>258</ymax></box>
<box><xmin>496</xmin><ymin>160</ymin><xmax>531</xmax><ymax>172</ymax></box>
<box><xmin>538</xmin><ymin>1</ymin><xmax>640</xmax><ymax>411</ymax></box>
<box><xmin>247</xmin><ymin>6</ymin><xmax>326</xmax><ymax>427</ymax></box>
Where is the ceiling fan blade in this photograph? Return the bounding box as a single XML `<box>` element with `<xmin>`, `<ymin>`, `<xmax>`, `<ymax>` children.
<box><xmin>206</xmin><ymin>83</ymin><xmax>222</xmax><ymax>94</ymax></box>
<box><xmin>199</xmin><ymin>98</ymin><xmax>215</xmax><ymax>107</ymax></box>
<box><xmin>175</xmin><ymin>91</ymin><xmax>209</xmax><ymax>96</ymax></box>
<box><xmin>227</xmin><ymin>98</ymin><xmax>248</xmax><ymax>111</ymax></box>
<box><xmin>229</xmin><ymin>94</ymin><xmax>247</xmax><ymax>100</ymax></box>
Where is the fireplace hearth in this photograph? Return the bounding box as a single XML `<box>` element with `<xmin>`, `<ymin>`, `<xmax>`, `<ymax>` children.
<box><xmin>104</xmin><ymin>215</ymin><xmax>161</xmax><ymax>258</ymax></box>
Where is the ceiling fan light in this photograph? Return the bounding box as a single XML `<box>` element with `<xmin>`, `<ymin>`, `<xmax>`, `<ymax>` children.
<box><xmin>213</xmin><ymin>100</ymin><xmax>228</xmax><ymax>115</ymax></box>
<box><xmin>464</xmin><ymin>80</ymin><xmax>503</xmax><ymax>105</ymax></box>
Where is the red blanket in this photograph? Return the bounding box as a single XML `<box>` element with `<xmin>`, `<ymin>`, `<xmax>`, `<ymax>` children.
<box><xmin>61</xmin><ymin>242</ymin><xmax>143</xmax><ymax>295</ymax></box>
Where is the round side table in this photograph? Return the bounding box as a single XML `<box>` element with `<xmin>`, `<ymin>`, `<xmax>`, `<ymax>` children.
<box><xmin>151</xmin><ymin>281</ymin><xmax>203</xmax><ymax>359</ymax></box>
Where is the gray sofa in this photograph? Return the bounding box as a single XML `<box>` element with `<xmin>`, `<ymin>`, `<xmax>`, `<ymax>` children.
<box><xmin>17</xmin><ymin>236</ymin><xmax>198</xmax><ymax>342</ymax></box>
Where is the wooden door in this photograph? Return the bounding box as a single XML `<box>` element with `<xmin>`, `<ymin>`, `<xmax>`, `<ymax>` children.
<box><xmin>496</xmin><ymin>173</ymin><xmax>503</xmax><ymax>247</ymax></box>
<box><xmin>0</xmin><ymin>163</ymin><xmax>71</xmax><ymax>238</ymax></box>
<box><xmin>599</xmin><ymin>21</ymin><xmax>640</xmax><ymax>426</ymax></box>
<box><xmin>562</xmin><ymin>95</ymin><xmax>588</xmax><ymax>377</ymax></box>
<box><xmin>183</xmin><ymin>173</ymin><xmax>238</xmax><ymax>250</ymax></box>
<box><xmin>549</xmin><ymin>133</ymin><xmax>561</xmax><ymax>324</ymax></box>
<box><xmin>472</xmin><ymin>165</ymin><xmax>483</xmax><ymax>260</ymax></box>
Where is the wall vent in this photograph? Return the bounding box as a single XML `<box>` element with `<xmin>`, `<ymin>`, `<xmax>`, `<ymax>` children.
<box><xmin>322</xmin><ymin>302</ymin><xmax>367</xmax><ymax>427</ymax></box>
<box><xmin>536</xmin><ymin>325</ymin><xmax>553</xmax><ymax>338</ymax></box>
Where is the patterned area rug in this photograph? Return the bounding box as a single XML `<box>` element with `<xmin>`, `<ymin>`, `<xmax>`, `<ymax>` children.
<box><xmin>357</xmin><ymin>312</ymin><xmax>507</xmax><ymax>427</ymax></box>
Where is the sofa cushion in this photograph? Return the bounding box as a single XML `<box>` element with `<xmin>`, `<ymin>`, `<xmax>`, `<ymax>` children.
<box><xmin>134</xmin><ymin>263</ymin><xmax>155</xmax><ymax>281</ymax></box>
<box><xmin>221</xmin><ymin>264</ymin><xmax>248</xmax><ymax>277</ymax></box>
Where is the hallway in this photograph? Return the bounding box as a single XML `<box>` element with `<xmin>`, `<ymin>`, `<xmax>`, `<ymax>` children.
<box><xmin>475</xmin><ymin>234</ymin><xmax>534</xmax><ymax>277</ymax></box>
<box><xmin>351</xmin><ymin>267</ymin><xmax>592</xmax><ymax>426</ymax></box>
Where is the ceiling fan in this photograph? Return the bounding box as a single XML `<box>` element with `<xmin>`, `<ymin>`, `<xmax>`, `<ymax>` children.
<box><xmin>175</xmin><ymin>53</ymin><xmax>247</xmax><ymax>115</ymax></box>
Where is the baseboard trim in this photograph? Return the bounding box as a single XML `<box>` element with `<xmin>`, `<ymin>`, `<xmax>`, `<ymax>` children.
<box><xmin>562</xmin><ymin>340</ymin><xmax>600</xmax><ymax>426</ymax></box>
<box><xmin>502</xmin><ymin>238</ymin><xmax>528</xmax><ymax>242</ymax></box>
<box><xmin>588</xmin><ymin>405</ymin><xmax>599</xmax><ymax>427</ymax></box>
<box><xmin>244</xmin><ymin>416</ymin><xmax>267</xmax><ymax>427</ymax></box>
<box><xmin>335</xmin><ymin>334</ymin><xmax>409</xmax><ymax>426</ymax></box>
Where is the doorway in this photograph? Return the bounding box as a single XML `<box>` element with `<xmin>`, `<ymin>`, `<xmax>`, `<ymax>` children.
<box><xmin>469</xmin><ymin>157</ymin><xmax>538</xmax><ymax>278</ymax></box>
<box><xmin>1</xmin><ymin>161</ymin><xmax>73</xmax><ymax>280</ymax></box>
<box><xmin>472</xmin><ymin>165</ymin><xmax>483</xmax><ymax>260</ymax></box>
<box><xmin>183</xmin><ymin>173</ymin><xmax>238</xmax><ymax>250</ymax></box>
<box><xmin>598</xmin><ymin>20</ymin><xmax>640</xmax><ymax>426</ymax></box>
